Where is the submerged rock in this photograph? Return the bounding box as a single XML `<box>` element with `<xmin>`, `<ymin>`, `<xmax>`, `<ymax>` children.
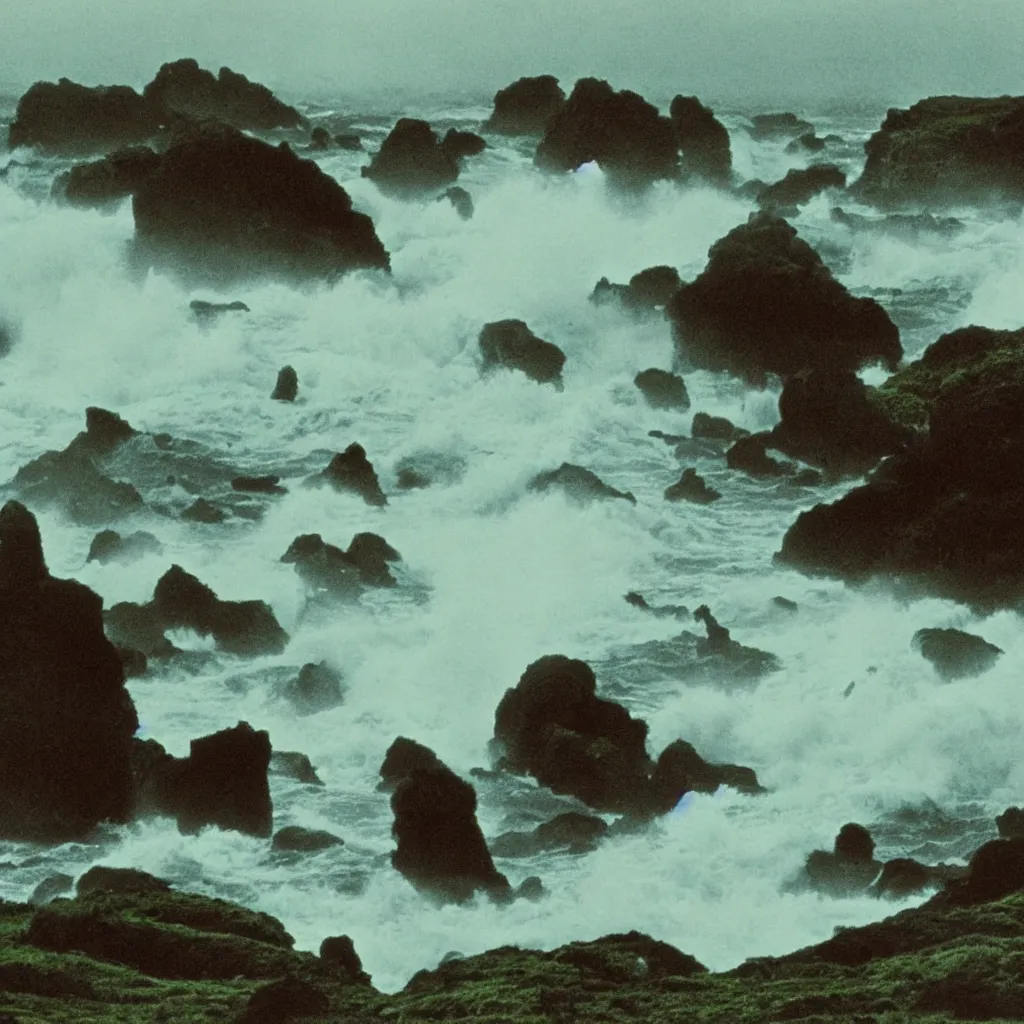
<box><xmin>912</xmin><ymin>628</ymin><xmax>1003</xmax><ymax>680</ymax></box>
<box><xmin>440</xmin><ymin>185</ymin><xmax>474</xmax><ymax>220</ymax></box>
<box><xmin>278</xmin><ymin>661</ymin><xmax>346</xmax><ymax>716</ymax></box>
<box><xmin>667</xmin><ymin>213</ymin><xmax>902</xmax><ymax>383</ymax></box>
<box><xmin>670</xmin><ymin>95</ymin><xmax>731</xmax><ymax>186</ymax></box>
<box><xmin>483</xmin><ymin>75</ymin><xmax>566</xmax><ymax>134</ymax></box>
<box><xmin>361</xmin><ymin>118</ymin><xmax>459</xmax><ymax>198</ymax></box>
<box><xmin>478</xmin><ymin>319</ymin><xmax>565</xmax><ymax>385</ymax></box>
<box><xmin>796</xmin><ymin>823</ymin><xmax>883</xmax><ymax>896</ymax></box>
<box><xmin>591</xmin><ymin>265</ymin><xmax>682</xmax><ymax>318</ymax></box>
<box><xmin>747</xmin><ymin>112</ymin><xmax>815</xmax><ymax>140</ymax></box>
<box><xmin>690</xmin><ymin>411</ymin><xmax>749</xmax><ymax>442</ymax></box>
<box><xmin>87</xmin><ymin>529</ymin><xmax>163</xmax><ymax>565</ymax></box>
<box><xmin>309</xmin><ymin>443</ymin><xmax>387</xmax><ymax>506</ymax></box>
<box><xmin>665</xmin><ymin>467</ymin><xmax>721</xmax><ymax>503</ymax></box>
<box><xmin>271</xmin><ymin>826</ymin><xmax>344</xmax><ymax>853</ymax></box>
<box><xmin>269</xmin><ymin>751</ymin><xmax>324</xmax><ymax>787</ymax></box>
<box><xmin>528</xmin><ymin>463</ymin><xmax>636</xmax><ymax>504</ymax></box>
<box><xmin>491</xmin><ymin>812</ymin><xmax>609</xmax><ymax>857</ymax></box>
<box><xmin>997</xmin><ymin>807</ymin><xmax>1024</xmax><ymax>840</ymax></box>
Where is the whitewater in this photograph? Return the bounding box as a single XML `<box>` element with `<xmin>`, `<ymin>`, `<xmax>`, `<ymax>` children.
<box><xmin>0</xmin><ymin>91</ymin><xmax>1022</xmax><ymax>992</ymax></box>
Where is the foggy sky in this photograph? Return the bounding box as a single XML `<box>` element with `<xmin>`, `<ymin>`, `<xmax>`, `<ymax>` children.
<box><xmin>3</xmin><ymin>0</ymin><xmax>1023</xmax><ymax>106</ymax></box>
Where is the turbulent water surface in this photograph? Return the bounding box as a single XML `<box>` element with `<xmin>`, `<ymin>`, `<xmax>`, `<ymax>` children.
<box><xmin>1</xmin><ymin>91</ymin><xmax>1022</xmax><ymax>992</ymax></box>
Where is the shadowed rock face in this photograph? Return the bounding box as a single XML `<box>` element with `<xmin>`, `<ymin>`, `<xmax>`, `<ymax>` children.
<box><xmin>483</xmin><ymin>75</ymin><xmax>566</xmax><ymax>134</ymax></box>
<box><xmin>757</xmin><ymin>164</ymin><xmax>847</xmax><ymax>212</ymax></box>
<box><xmin>669</xmin><ymin>95</ymin><xmax>731</xmax><ymax>185</ymax></box>
<box><xmin>0</xmin><ymin>502</ymin><xmax>138</xmax><ymax>842</ymax></box>
<box><xmin>361</xmin><ymin>118</ymin><xmax>460</xmax><ymax>198</ymax></box>
<box><xmin>853</xmin><ymin>96</ymin><xmax>1024</xmax><ymax>208</ymax></box>
<box><xmin>667</xmin><ymin>212</ymin><xmax>902</xmax><ymax>383</ymax></box>
<box><xmin>478</xmin><ymin>319</ymin><xmax>566</xmax><ymax>385</ymax></box>
<box><xmin>309</xmin><ymin>443</ymin><xmax>388</xmax><ymax>506</ymax></box>
<box><xmin>55</xmin><ymin>146</ymin><xmax>161</xmax><ymax>209</ymax></box>
<box><xmin>132</xmin><ymin>124</ymin><xmax>390</xmax><ymax>284</ymax></box>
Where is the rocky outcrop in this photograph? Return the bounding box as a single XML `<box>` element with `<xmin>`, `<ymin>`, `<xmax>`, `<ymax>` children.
<box><xmin>669</xmin><ymin>95</ymin><xmax>731</xmax><ymax>185</ymax></box>
<box><xmin>361</xmin><ymin>118</ymin><xmax>459</xmax><ymax>198</ymax></box>
<box><xmin>271</xmin><ymin>365</ymin><xmax>298</xmax><ymax>401</ymax></box>
<box><xmin>528</xmin><ymin>464</ymin><xmax>636</xmax><ymax>504</ymax></box>
<box><xmin>691</xmin><ymin>411</ymin><xmax>748</xmax><ymax>442</ymax></box>
<box><xmin>308</xmin><ymin>443</ymin><xmax>388</xmax><ymax>505</ymax></box>
<box><xmin>852</xmin><ymin>96</ymin><xmax>1024</xmax><ymax>207</ymax></box>
<box><xmin>998</xmin><ymin>808</ymin><xmax>1024</xmax><ymax>840</ymax></box>
<box><xmin>483</xmin><ymin>75</ymin><xmax>566</xmax><ymax>134</ymax></box>
<box><xmin>440</xmin><ymin>185</ymin><xmax>474</xmax><ymax>220</ymax></box>
<box><xmin>795</xmin><ymin>823</ymin><xmax>882</xmax><ymax>896</ymax></box>
<box><xmin>55</xmin><ymin>146</ymin><xmax>161</xmax><ymax>208</ymax></box>
<box><xmin>87</xmin><ymin>529</ymin><xmax>163</xmax><ymax>565</ymax></box>
<box><xmin>535</xmin><ymin>78</ymin><xmax>679</xmax><ymax>189</ymax></box>
<box><xmin>478</xmin><ymin>319</ymin><xmax>565</xmax><ymax>385</ymax></box>
<box><xmin>591</xmin><ymin>265</ymin><xmax>682</xmax><ymax>318</ymax></box>
<box><xmin>756</xmin><ymin>164</ymin><xmax>846</xmax><ymax>211</ymax></box>
<box><xmin>132</xmin><ymin>124</ymin><xmax>390</xmax><ymax>284</ymax></box>
<box><xmin>726</xmin><ymin>435</ymin><xmax>791</xmax><ymax>478</ymax></box>
<box><xmin>142</xmin><ymin>58</ymin><xmax>304</xmax><ymax>131</ymax></box>
<box><xmin>912</xmin><ymin>628</ymin><xmax>1003</xmax><ymax>680</ymax></box>
<box><xmin>634</xmin><ymin>368</ymin><xmax>690</xmax><ymax>409</ymax></box>
<box><xmin>440</xmin><ymin>129</ymin><xmax>486</xmax><ymax>162</ymax></box>
<box><xmin>282</xmin><ymin>531</ymin><xmax>399</xmax><ymax>595</ymax></box>
<box><xmin>667</xmin><ymin>213</ymin><xmax>902</xmax><ymax>383</ymax></box>
<box><xmin>665</xmin><ymin>468</ymin><xmax>720</xmax><ymax>503</ymax></box>
<box><xmin>0</xmin><ymin>502</ymin><xmax>138</xmax><ymax>842</ymax></box>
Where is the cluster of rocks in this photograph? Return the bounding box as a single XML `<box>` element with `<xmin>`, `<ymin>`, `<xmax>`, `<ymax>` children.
<box><xmin>281</xmin><ymin>531</ymin><xmax>401</xmax><ymax>595</ymax></box>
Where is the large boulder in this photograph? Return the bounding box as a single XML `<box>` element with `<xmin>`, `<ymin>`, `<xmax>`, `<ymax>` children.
<box><xmin>440</xmin><ymin>129</ymin><xmax>487</xmax><ymax>163</ymax></box>
<box><xmin>669</xmin><ymin>96</ymin><xmax>731</xmax><ymax>186</ymax></box>
<box><xmin>9</xmin><ymin>79</ymin><xmax>162</xmax><ymax>155</ymax></box>
<box><xmin>0</xmin><ymin>502</ymin><xmax>138</xmax><ymax>842</ymax></box>
<box><xmin>667</xmin><ymin>213</ymin><xmax>902</xmax><ymax>383</ymax></box>
<box><xmin>132</xmin><ymin>124</ymin><xmax>390</xmax><ymax>283</ymax></box>
<box><xmin>142</xmin><ymin>58</ymin><xmax>304</xmax><ymax>131</ymax></box>
<box><xmin>478</xmin><ymin>319</ymin><xmax>565</xmax><ymax>385</ymax></box>
<box><xmin>384</xmin><ymin>741</ymin><xmax>510</xmax><ymax>904</ymax></box>
<box><xmin>534</xmin><ymin>78</ymin><xmax>679</xmax><ymax>189</ymax></box>
<box><xmin>483</xmin><ymin>75</ymin><xmax>566</xmax><ymax>134</ymax></box>
<box><xmin>852</xmin><ymin>96</ymin><xmax>1024</xmax><ymax>208</ymax></box>
<box><xmin>55</xmin><ymin>146</ymin><xmax>161</xmax><ymax>208</ymax></box>
<box><xmin>361</xmin><ymin>118</ymin><xmax>459</xmax><ymax>198</ymax></box>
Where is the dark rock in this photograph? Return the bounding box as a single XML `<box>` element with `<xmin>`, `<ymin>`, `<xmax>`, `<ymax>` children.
<box><xmin>831</xmin><ymin>206</ymin><xmax>966</xmax><ymax>240</ymax></box>
<box><xmin>483</xmin><ymin>75</ymin><xmax>566</xmax><ymax>134</ymax></box>
<box><xmin>635</xmin><ymin>368</ymin><xmax>690</xmax><ymax>410</ymax></box>
<box><xmin>379</xmin><ymin>736</ymin><xmax>448</xmax><ymax>791</ymax></box>
<box><xmin>997</xmin><ymin>808</ymin><xmax>1024</xmax><ymax>839</ymax></box>
<box><xmin>479</xmin><ymin>319</ymin><xmax>565</xmax><ymax>385</ymax></box>
<box><xmin>142</xmin><ymin>58</ymin><xmax>304</xmax><ymax>131</ymax></box>
<box><xmin>669</xmin><ymin>95</ymin><xmax>731</xmax><ymax>185</ymax></box>
<box><xmin>747</xmin><ymin>113</ymin><xmax>815</xmax><ymax>140</ymax></box>
<box><xmin>346</xmin><ymin>531</ymin><xmax>401</xmax><ymax>585</ymax></box>
<box><xmin>946</xmin><ymin>838</ymin><xmax>1024</xmax><ymax>905</ymax></box>
<box><xmin>132</xmin><ymin>124</ymin><xmax>389</xmax><ymax>284</ymax></box>
<box><xmin>869</xmin><ymin>858</ymin><xmax>937</xmax><ymax>899</ymax></box>
<box><xmin>773</xmin><ymin>596</ymin><xmax>798</xmax><ymax>612</ymax></box>
<box><xmin>118</xmin><ymin>646</ymin><xmax>148</xmax><ymax>678</ymax></box>
<box><xmin>491</xmin><ymin>812</ymin><xmax>609</xmax><ymax>857</ymax></box>
<box><xmin>726</xmin><ymin>435</ymin><xmax>790</xmax><ymax>478</ymax></box>
<box><xmin>594</xmin><ymin>266</ymin><xmax>682</xmax><ymax>319</ymax></box>
<box><xmin>181</xmin><ymin>497</ymin><xmax>225</xmax><ymax>523</ymax></box>
<box><xmin>690</xmin><ymin>412</ymin><xmax>748</xmax><ymax>442</ymax></box>
<box><xmin>440</xmin><ymin>128</ymin><xmax>486</xmax><ymax>162</ymax></box>
<box><xmin>271</xmin><ymin>826</ymin><xmax>344</xmax><ymax>852</ymax></box>
<box><xmin>190</xmin><ymin>299</ymin><xmax>249</xmax><ymax>322</ymax></box>
<box><xmin>687</xmin><ymin>604</ymin><xmax>781</xmax><ymax>678</ymax></box>
<box><xmin>29</xmin><ymin>874</ymin><xmax>74</xmax><ymax>906</ymax></box>
<box><xmin>624</xmin><ymin>592</ymin><xmax>689</xmax><ymax>618</ymax></box>
<box><xmin>528</xmin><ymin>464</ymin><xmax>636</xmax><ymax>504</ymax></box>
<box><xmin>272</xmin><ymin>365</ymin><xmax>298</xmax><ymax>401</ymax></box>
<box><xmin>269</xmin><ymin>751</ymin><xmax>324</xmax><ymax>787</ymax></box>
<box><xmin>279</xmin><ymin>661</ymin><xmax>345</xmax><ymax>716</ymax></box>
<box><xmin>77</xmin><ymin>867</ymin><xmax>171</xmax><ymax>896</ymax></box>
<box><xmin>388</xmin><ymin>745</ymin><xmax>511</xmax><ymax>904</ymax></box>
<box><xmin>281</xmin><ymin>534</ymin><xmax>362</xmax><ymax>596</ymax></box>
<box><xmin>56</xmin><ymin>146</ymin><xmax>160</xmax><ymax>208</ymax></box>
<box><xmin>393</xmin><ymin>451</ymin><xmax>467</xmax><ymax>490</ymax></box>
<box><xmin>9</xmin><ymin>78</ymin><xmax>162</xmax><ymax>155</ymax></box>
<box><xmin>87</xmin><ymin>530</ymin><xmax>163</xmax><ymax>565</ymax></box>
<box><xmin>757</xmin><ymin>164</ymin><xmax>846</xmax><ymax>211</ymax></box>
<box><xmin>668</xmin><ymin>213</ymin><xmax>902</xmax><ymax>383</ymax></box>
<box><xmin>0</xmin><ymin>502</ymin><xmax>138</xmax><ymax>842</ymax></box>
<box><xmin>335</xmin><ymin>133</ymin><xmax>363</xmax><ymax>150</ymax></box>
<box><xmin>440</xmin><ymin>185</ymin><xmax>474</xmax><ymax>219</ymax></box>
<box><xmin>767</xmin><ymin>369</ymin><xmax>913</xmax><ymax>478</ymax></box>
<box><xmin>241</xmin><ymin>976</ymin><xmax>330</xmax><ymax>1022</ymax></box>
<box><xmin>231</xmin><ymin>475</ymin><xmax>286</xmax><ymax>494</ymax></box>
<box><xmin>853</xmin><ymin>96</ymin><xmax>1024</xmax><ymax>207</ymax></box>
<box><xmin>309</xmin><ymin>126</ymin><xmax>330</xmax><ymax>150</ymax></box>
<box><xmin>649</xmin><ymin>740</ymin><xmax>763</xmax><ymax>815</ymax></box>
<box><xmin>798</xmin><ymin>823</ymin><xmax>883</xmax><ymax>896</ymax></box>
<box><xmin>361</xmin><ymin>118</ymin><xmax>459</xmax><ymax>198</ymax></box>
<box><xmin>665</xmin><ymin>467</ymin><xmax>721</xmax><ymax>503</ymax></box>
<box><xmin>516</xmin><ymin>876</ymin><xmax>546</xmax><ymax>901</ymax></box>
<box><xmin>912</xmin><ymin>628</ymin><xmax>1003</xmax><ymax>680</ymax></box>
<box><xmin>535</xmin><ymin>78</ymin><xmax>679</xmax><ymax>190</ymax></box>
<box><xmin>319</xmin><ymin>935</ymin><xmax>371</xmax><ymax>984</ymax></box>
<box><xmin>785</xmin><ymin>132</ymin><xmax>827</xmax><ymax>153</ymax></box>
<box><xmin>311</xmin><ymin>443</ymin><xmax>387</xmax><ymax>506</ymax></box>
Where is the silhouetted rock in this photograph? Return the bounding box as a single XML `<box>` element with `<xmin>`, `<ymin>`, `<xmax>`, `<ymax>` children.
<box><xmin>440</xmin><ymin>128</ymin><xmax>486</xmax><ymax>162</ymax></box>
<box><xmin>757</xmin><ymin>164</ymin><xmax>846</xmax><ymax>211</ymax></box>
<box><xmin>76</xmin><ymin>867</ymin><xmax>171</xmax><ymax>896</ymax></box>
<box><xmin>490</xmin><ymin>812</ymin><xmax>609</xmax><ymax>857</ymax></box>
<box><xmin>319</xmin><ymin>935</ymin><xmax>371</xmax><ymax>984</ymax></box>
<box><xmin>665</xmin><ymin>467</ymin><xmax>721</xmax><ymax>503</ymax></box>
<box><xmin>87</xmin><ymin>530</ymin><xmax>162</xmax><ymax>566</ymax></box>
<box><xmin>309</xmin><ymin>126</ymin><xmax>330</xmax><ymax>150</ymax></box>
<box><xmin>440</xmin><ymin>185</ymin><xmax>474</xmax><ymax>219</ymax></box>
<box><xmin>690</xmin><ymin>412</ymin><xmax>748</xmax><ymax>442</ymax></box>
<box><xmin>635</xmin><ymin>368</ymin><xmax>690</xmax><ymax>410</ymax></box>
<box><xmin>9</xmin><ymin>78</ymin><xmax>161</xmax><ymax>155</ymax></box>
<box><xmin>997</xmin><ymin>808</ymin><xmax>1024</xmax><ymax>840</ymax></box>
<box><xmin>310</xmin><ymin>443</ymin><xmax>387</xmax><ymax>506</ymax></box>
<box><xmin>142</xmin><ymin>58</ymin><xmax>304</xmax><ymax>131</ymax></box>
<box><xmin>528</xmin><ymin>464</ymin><xmax>636</xmax><ymax>504</ymax></box>
<box><xmin>132</xmin><ymin>124</ymin><xmax>389</xmax><ymax>284</ymax></box>
<box><xmin>281</xmin><ymin>534</ymin><xmax>361</xmax><ymax>596</ymax></box>
<box><xmin>669</xmin><ymin>95</ymin><xmax>731</xmax><ymax>185</ymax></box>
<box><xmin>231</xmin><ymin>475</ymin><xmax>286</xmax><ymax>494</ymax></box>
<box><xmin>56</xmin><ymin>146</ymin><xmax>160</xmax><ymax>208</ymax></box>
<box><xmin>648</xmin><ymin>740</ymin><xmax>763</xmax><ymax>814</ymax></box>
<box><xmin>0</xmin><ymin>502</ymin><xmax>138</xmax><ymax>842</ymax></box>
<box><xmin>484</xmin><ymin>75</ymin><xmax>566</xmax><ymax>134</ymax></box>
<box><xmin>379</xmin><ymin>737</ymin><xmax>448</xmax><ymax>791</ymax></box>
<box><xmin>362</xmin><ymin>118</ymin><xmax>459</xmax><ymax>198</ymax></box>
<box><xmin>592</xmin><ymin>265</ymin><xmax>682</xmax><ymax>319</ymax></box>
<box><xmin>853</xmin><ymin>96</ymin><xmax>1024</xmax><ymax>207</ymax></box>
<box><xmin>279</xmin><ymin>661</ymin><xmax>345</xmax><ymax>716</ymax></box>
<box><xmin>667</xmin><ymin>213</ymin><xmax>902</xmax><ymax>383</ymax></box>
<box><xmin>272</xmin><ymin>365</ymin><xmax>298</xmax><ymax>401</ymax></box>
<box><xmin>624</xmin><ymin>592</ymin><xmax>689</xmax><ymax>618</ymax></box>
<box><xmin>271</xmin><ymin>826</ymin><xmax>344</xmax><ymax>852</ymax></box>
<box><xmin>869</xmin><ymin>858</ymin><xmax>937</xmax><ymax>899</ymax></box>
<box><xmin>535</xmin><ymin>78</ymin><xmax>679</xmax><ymax>189</ymax></box>
<box><xmin>190</xmin><ymin>299</ymin><xmax>249</xmax><ymax>322</ymax></box>
<box><xmin>944</xmin><ymin>838</ymin><xmax>1024</xmax><ymax>905</ymax></box>
<box><xmin>181</xmin><ymin>497</ymin><xmax>225</xmax><ymax>523</ymax></box>
<box><xmin>726</xmin><ymin>435</ymin><xmax>790</xmax><ymax>477</ymax></box>
<box><xmin>747</xmin><ymin>112</ymin><xmax>815</xmax><ymax>140</ymax></box>
<box><xmin>912</xmin><ymin>628</ymin><xmax>1003</xmax><ymax>680</ymax></box>
<box><xmin>479</xmin><ymin>319</ymin><xmax>565</xmax><ymax>385</ymax></box>
<box><xmin>346</xmin><ymin>531</ymin><xmax>401</xmax><ymax>585</ymax></box>
<box><xmin>270</xmin><ymin>751</ymin><xmax>324</xmax><ymax>787</ymax></box>
<box><xmin>798</xmin><ymin>824</ymin><xmax>883</xmax><ymax>896</ymax></box>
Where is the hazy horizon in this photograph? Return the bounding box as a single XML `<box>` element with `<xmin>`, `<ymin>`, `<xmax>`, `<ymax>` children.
<box><xmin>3</xmin><ymin>0</ymin><xmax>1023</xmax><ymax>108</ymax></box>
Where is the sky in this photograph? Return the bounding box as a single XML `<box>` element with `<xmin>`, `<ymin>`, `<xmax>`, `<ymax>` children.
<box><xmin>2</xmin><ymin>0</ymin><xmax>1023</xmax><ymax>107</ymax></box>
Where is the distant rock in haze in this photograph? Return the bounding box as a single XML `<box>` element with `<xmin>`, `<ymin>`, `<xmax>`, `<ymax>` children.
<box><xmin>746</xmin><ymin>112</ymin><xmax>815</xmax><ymax>140</ymax></box>
<box><xmin>591</xmin><ymin>266</ymin><xmax>682</xmax><ymax>319</ymax></box>
<box><xmin>528</xmin><ymin>464</ymin><xmax>636</xmax><ymax>505</ymax></box>
<box><xmin>669</xmin><ymin>95</ymin><xmax>731</xmax><ymax>186</ymax></box>
<box><xmin>361</xmin><ymin>118</ymin><xmax>460</xmax><ymax>199</ymax></box>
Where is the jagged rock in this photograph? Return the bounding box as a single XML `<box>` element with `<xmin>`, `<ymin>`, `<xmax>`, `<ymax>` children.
<box><xmin>997</xmin><ymin>808</ymin><xmax>1024</xmax><ymax>840</ymax></box>
<box><xmin>386</xmin><ymin>742</ymin><xmax>510</xmax><ymax>904</ymax></box>
<box><xmin>0</xmin><ymin>502</ymin><xmax>138</xmax><ymax>842</ymax></box>
<box><xmin>132</xmin><ymin>124</ymin><xmax>389</xmax><ymax>284</ymax></box>
<box><xmin>272</xmin><ymin>365</ymin><xmax>298</xmax><ymax>401</ymax></box>
<box><xmin>440</xmin><ymin>128</ymin><xmax>486</xmax><ymax>162</ymax></box>
<box><xmin>361</xmin><ymin>118</ymin><xmax>459</xmax><ymax>198</ymax></box>
<box><xmin>440</xmin><ymin>185</ymin><xmax>474</xmax><ymax>219</ymax></box>
<box><xmin>757</xmin><ymin>164</ymin><xmax>846</xmax><ymax>211</ymax></box>
<box><xmin>142</xmin><ymin>58</ymin><xmax>304</xmax><ymax>131</ymax></box>
<box><xmin>624</xmin><ymin>592</ymin><xmax>689</xmax><ymax>618</ymax></box>
<box><xmin>853</xmin><ymin>96</ymin><xmax>1024</xmax><ymax>207</ymax></box>
<box><xmin>55</xmin><ymin>146</ymin><xmax>161</xmax><ymax>208</ymax></box>
<box><xmin>86</xmin><ymin>529</ymin><xmax>162</xmax><ymax>565</ymax></box>
<box><xmin>483</xmin><ymin>75</ymin><xmax>566</xmax><ymax>134</ymax></box>
<box><xmin>726</xmin><ymin>435</ymin><xmax>790</xmax><ymax>477</ymax></box>
<box><xmin>649</xmin><ymin>740</ymin><xmax>763</xmax><ymax>815</ymax></box>
<box><xmin>635</xmin><ymin>368</ymin><xmax>690</xmax><ymax>410</ymax></box>
<box><xmin>282</xmin><ymin>530</ymin><xmax>402</xmax><ymax>592</ymax></box>
<box><xmin>181</xmin><ymin>497</ymin><xmax>225</xmax><ymax>523</ymax></box>
<box><xmin>490</xmin><ymin>812</ymin><xmax>609</xmax><ymax>857</ymax></box>
<box><xmin>667</xmin><ymin>213</ymin><xmax>902</xmax><ymax>383</ymax></box>
<box><xmin>278</xmin><ymin>661</ymin><xmax>345</xmax><ymax>716</ymax></box>
<box><xmin>269</xmin><ymin>751</ymin><xmax>324</xmax><ymax>787</ymax></box>
<box><xmin>528</xmin><ymin>464</ymin><xmax>636</xmax><ymax>504</ymax></box>
<box><xmin>379</xmin><ymin>737</ymin><xmax>448</xmax><ymax>791</ymax></box>
<box><xmin>747</xmin><ymin>112</ymin><xmax>815</xmax><ymax>140</ymax></box>
<box><xmin>912</xmin><ymin>628</ymin><xmax>1003</xmax><ymax>680</ymax></box>
<box><xmin>690</xmin><ymin>411</ymin><xmax>749</xmax><ymax>442</ymax></box>
<box><xmin>310</xmin><ymin>443</ymin><xmax>387</xmax><ymax>506</ymax></box>
<box><xmin>479</xmin><ymin>319</ymin><xmax>565</xmax><ymax>385</ymax></box>
<box><xmin>9</xmin><ymin>78</ymin><xmax>162</xmax><ymax>155</ymax></box>
<box><xmin>669</xmin><ymin>95</ymin><xmax>731</xmax><ymax>185</ymax></box>
<box><xmin>665</xmin><ymin>468</ymin><xmax>721</xmax><ymax>503</ymax></box>
<box><xmin>535</xmin><ymin>78</ymin><xmax>679</xmax><ymax>189</ymax></box>
<box><xmin>271</xmin><ymin>826</ymin><xmax>344</xmax><ymax>852</ymax></box>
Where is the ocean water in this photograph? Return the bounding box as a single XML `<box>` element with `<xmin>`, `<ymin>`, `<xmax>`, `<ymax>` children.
<box><xmin>1</xmin><ymin>92</ymin><xmax>1022</xmax><ymax>992</ymax></box>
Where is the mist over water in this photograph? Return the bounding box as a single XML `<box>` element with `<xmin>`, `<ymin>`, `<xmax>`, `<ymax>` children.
<box><xmin>1</xmin><ymin>80</ymin><xmax>1023</xmax><ymax>992</ymax></box>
